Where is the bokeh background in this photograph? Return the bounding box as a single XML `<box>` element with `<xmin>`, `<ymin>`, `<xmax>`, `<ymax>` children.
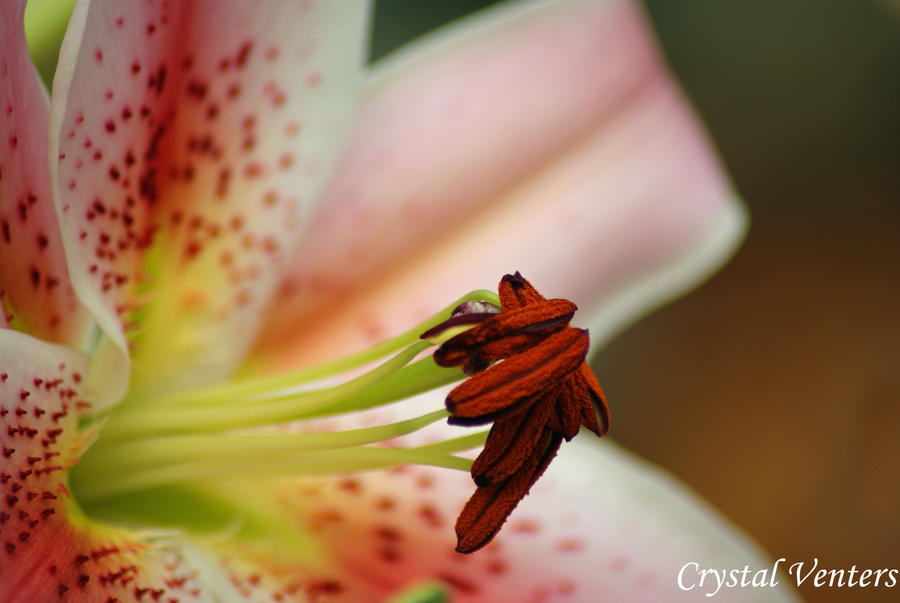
<box><xmin>374</xmin><ymin>1</ymin><xmax>900</xmax><ymax>602</ymax></box>
<box><xmin>25</xmin><ymin>1</ymin><xmax>899</xmax><ymax>601</ymax></box>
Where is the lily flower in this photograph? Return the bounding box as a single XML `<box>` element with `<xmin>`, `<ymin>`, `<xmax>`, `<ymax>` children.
<box><xmin>0</xmin><ymin>0</ymin><xmax>799</xmax><ymax>601</ymax></box>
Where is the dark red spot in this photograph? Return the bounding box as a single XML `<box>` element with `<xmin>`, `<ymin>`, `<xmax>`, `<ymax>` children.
<box><xmin>236</xmin><ymin>41</ymin><xmax>253</xmax><ymax>67</ymax></box>
<box><xmin>438</xmin><ymin>572</ymin><xmax>479</xmax><ymax>595</ymax></box>
<box><xmin>105</xmin><ymin>120</ymin><xmax>116</xmax><ymax>133</ymax></box>
<box><xmin>109</xmin><ymin>165</ymin><xmax>120</xmax><ymax>180</ymax></box>
<box><xmin>29</xmin><ymin>268</ymin><xmax>40</xmax><ymax>288</ymax></box>
<box><xmin>121</xmin><ymin>106</ymin><xmax>133</xmax><ymax>120</ymax></box>
<box><xmin>337</xmin><ymin>478</ymin><xmax>361</xmax><ymax>494</ymax></box>
<box><xmin>147</xmin><ymin>64</ymin><xmax>167</xmax><ymax>95</ymax></box>
<box><xmin>374</xmin><ymin>525</ymin><xmax>402</xmax><ymax>542</ymax></box>
<box><xmin>486</xmin><ymin>559</ymin><xmax>507</xmax><ymax>575</ymax></box>
<box><xmin>131</xmin><ymin>61</ymin><xmax>141</xmax><ymax>74</ymax></box>
<box><xmin>186</xmin><ymin>79</ymin><xmax>208</xmax><ymax>99</ymax></box>
<box><xmin>1</xmin><ymin>220</ymin><xmax>9</xmax><ymax>243</ymax></box>
<box><xmin>378</xmin><ymin>547</ymin><xmax>401</xmax><ymax>563</ymax></box>
<box><xmin>418</xmin><ymin>504</ymin><xmax>443</xmax><ymax>527</ymax></box>
<box><xmin>95</xmin><ymin>48</ymin><xmax>103</xmax><ymax>62</ymax></box>
<box><xmin>215</xmin><ymin>168</ymin><xmax>231</xmax><ymax>198</ymax></box>
<box><xmin>307</xmin><ymin>581</ymin><xmax>343</xmax><ymax>598</ymax></box>
<box><xmin>146</xmin><ymin>22</ymin><xmax>156</xmax><ymax>36</ymax></box>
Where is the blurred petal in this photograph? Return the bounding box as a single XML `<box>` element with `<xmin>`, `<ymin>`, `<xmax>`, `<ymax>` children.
<box><xmin>253</xmin><ymin>0</ymin><xmax>744</xmax><ymax>371</ymax></box>
<box><xmin>283</xmin><ymin>435</ymin><xmax>799</xmax><ymax>602</ymax></box>
<box><xmin>48</xmin><ymin>0</ymin><xmax>368</xmax><ymax>404</ymax></box>
<box><xmin>0</xmin><ymin>1</ymin><xmax>90</xmax><ymax>346</ymax></box>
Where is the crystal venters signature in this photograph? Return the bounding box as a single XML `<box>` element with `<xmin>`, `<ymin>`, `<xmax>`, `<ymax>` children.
<box><xmin>678</xmin><ymin>557</ymin><xmax>898</xmax><ymax>597</ymax></box>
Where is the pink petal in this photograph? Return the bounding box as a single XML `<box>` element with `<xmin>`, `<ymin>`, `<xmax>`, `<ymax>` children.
<box><xmin>284</xmin><ymin>437</ymin><xmax>800</xmax><ymax>602</ymax></box>
<box><xmin>48</xmin><ymin>0</ymin><xmax>368</xmax><ymax>401</ymax></box>
<box><xmin>253</xmin><ymin>0</ymin><xmax>744</xmax><ymax>370</ymax></box>
<box><xmin>0</xmin><ymin>328</ymin><xmax>215</xmax><ymax>601</ymax></box>
<box><xmin>0</xmin><ymin>327</ymin><xmax>363</xmax><ymax>600</ymax></box>
<box><xmin>0</xmin><ymin>1</ymin><xmax>91</xmax><ymax>345</ymax></box>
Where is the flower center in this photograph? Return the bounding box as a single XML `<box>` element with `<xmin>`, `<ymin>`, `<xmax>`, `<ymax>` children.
<box><xmin>68</xmin><ymin>289</ymin><xmax>501</xmax><ymax>525</ymax></box>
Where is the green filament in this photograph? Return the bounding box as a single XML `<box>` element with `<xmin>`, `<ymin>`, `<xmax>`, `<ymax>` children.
<box><xmin>73</xmin><ymin>288</ymin><xmax>501</xmax><ymax>510</ymax></box>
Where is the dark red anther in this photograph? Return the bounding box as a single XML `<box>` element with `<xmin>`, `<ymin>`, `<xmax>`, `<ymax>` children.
<box><xmin>432</xmin><ymin>272</ymin><xmax>609</xmax><ymax>553</ymax></box>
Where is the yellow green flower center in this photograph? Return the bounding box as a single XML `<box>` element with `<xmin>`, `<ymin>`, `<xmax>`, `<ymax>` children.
<box><xmin>69</xmin><ymin>290</ymin><xmax>501</xmax><ymax>528</ymax></box>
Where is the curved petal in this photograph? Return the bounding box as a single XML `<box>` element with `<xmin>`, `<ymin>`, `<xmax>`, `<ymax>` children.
<box><xmin>252</xmin><ymin>0</ymin><xmax>744</xmax><ymax>370</ymax></box>
<box><xmin>281</xmin><ymin>436</ymin><xmax>800</xmax><ymax>602</ymax></box>
<box><xmin>0</xmin><ymin>0</ymin><xmax>91</xmax><ymax>346</ymax></box>
<box><xmin>48</xmin><ymin>0</ymin><xmax>369</xmax><ymax>404</ymax></box>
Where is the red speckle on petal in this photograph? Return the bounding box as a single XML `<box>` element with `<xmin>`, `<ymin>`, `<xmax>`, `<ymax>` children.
<box><xmin>438</xmin><ymin>572</ymin><xmax>479</xmax><ymax>595</ymax></box>
<box><xmin>235</xmin><ymin>41</ymin><xmax>253</xmax><ymax>68</ymax></box>
<box><xmin>555</xmin><ymin>538</ymin><xmax>584</xmax><ymax>552</ymax></box>
<box><xmin>511</xmin><ymin>519</ymin><xmax>540</xmax><ymax>534</ymax></box>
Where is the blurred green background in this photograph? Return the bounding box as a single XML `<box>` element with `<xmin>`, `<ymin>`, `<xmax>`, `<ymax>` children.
<box><xmin>375</xmin><ymin>2</ymin><xmax>900</xmax><ymax>602</ymax></box>
<box><xmin>24</xmin><ymin>1</ymin><xmax>899</xmax><ymax>601</ymax></box>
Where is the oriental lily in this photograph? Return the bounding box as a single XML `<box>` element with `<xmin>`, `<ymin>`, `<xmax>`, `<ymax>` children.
<box><xmin>0</xmin><ymin>0</ymin><xmax>800</xmax><ymax>601</ymax></box>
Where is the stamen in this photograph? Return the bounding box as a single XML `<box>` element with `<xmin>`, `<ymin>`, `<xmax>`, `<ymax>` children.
<box><xmin>72</xmin><ymin>289</ymin><xmax>501</xmax><ymax>513</ymax></box>
<box><xmin>432</xmin><ymin>272</ymin><xmax>610</xmax><ymax>554</ymax></box>
<box><xmin>455</xmin><ymin>428</ymin><xmax>562</xmax><ymax>554</ymax></box>
<box><xmin>445</xmin><ymin>328</ymin><xmax>589</xmax><ymax>424</ymax></box>
<box><xmin>134</xmin><ymin>290</ymin><xmax>500</xmax><ymax>410</ymax></box>
<box><xmin>97</xmin><ymin>340</ymin><xmax>440</xmax><ymax>442</ymax></box>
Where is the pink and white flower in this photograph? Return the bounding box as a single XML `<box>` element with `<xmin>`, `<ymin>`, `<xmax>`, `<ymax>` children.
<box><xmin>0</xmin><ymin>0</ymin><xmax>798</xmax><ymax>600</ymax></box>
